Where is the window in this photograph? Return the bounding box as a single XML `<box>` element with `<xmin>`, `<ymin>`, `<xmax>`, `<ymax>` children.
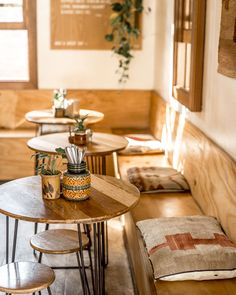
<box><xmin>172</xmin><ymin>0</ymin><xmax>206</xmax><ymax>111</ymax></box>
<box><xmin>0</xmin><ymin>0</ymin><xmax>37</xmax><ymax>89</ymax></box>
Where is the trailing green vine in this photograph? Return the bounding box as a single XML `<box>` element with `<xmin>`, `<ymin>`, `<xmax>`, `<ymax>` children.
<box><xmin>105</xmin><ymin>0</ymin><xmax>144</xmax><ymax>83</ymax></box>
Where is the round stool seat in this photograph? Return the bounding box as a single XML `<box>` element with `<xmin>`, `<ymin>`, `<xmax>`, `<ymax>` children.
<box><xmin>0</xmin><ymin>261</ymin><xmax>55</xmax><ymax>294</ymax></box>
<box><xmin>30</xmin><ymin>229</ymin><xmax>89</xmax><ymax>254</ymax></box>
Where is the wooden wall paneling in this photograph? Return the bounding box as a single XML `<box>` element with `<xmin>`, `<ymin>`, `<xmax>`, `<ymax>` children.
<box><xmin>0</xmin><ymin>90</ymin><xmax>151</xmax><ymax>129</ymax></box>
<box><xmin>175</xmin><ymin>121</ymin><xmax>236</xmax><ymax>243</ymax></box>
<box><xmin>0</xmin><ymin>137</ymin><xmax>34</xmax><ymax>180</ymax></box>
<box><xmin>149</xmin><ymin>91</ymin><xmax>167</xmax><ymax>140</ymax></box>
<box><xmin>152</xmin><ymin>92</ymin><xmax>236</xmax><ymax>243</ymax></box>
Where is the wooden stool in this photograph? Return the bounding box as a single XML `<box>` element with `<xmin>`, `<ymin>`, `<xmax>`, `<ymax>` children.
<box><xmin>0</xmin><ymin>261</ymin><xmax>55</xmax><ymax>294</ymax></box>
<box><xmin>30</xmin><ymin>229</ymin><xmax>89</xmax><ymax>257</ymax></box>
<box><xmin>30</xmin><ymin>229</ymin><xmax>93</xmax><ymax>295</ymax></box>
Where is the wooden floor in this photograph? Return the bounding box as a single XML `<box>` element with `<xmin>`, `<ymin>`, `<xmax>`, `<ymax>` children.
<box><xmin>0</xmin><ymin>214</ymin><xmax>134</xmax><ymax>295</ymax></box>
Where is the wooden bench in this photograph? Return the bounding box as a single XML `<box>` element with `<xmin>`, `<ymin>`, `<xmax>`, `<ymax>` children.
<box><xmin>117</xmin><ymin>93</ymin><xmax>236</xmax><ymax>295</ymax></box>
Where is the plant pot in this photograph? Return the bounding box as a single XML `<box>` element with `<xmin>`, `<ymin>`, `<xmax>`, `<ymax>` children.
<box><xmin>63</xmin><ymin>162</ymin><xmax>90</xmax><ymax>201</ymax></box>
<box><xmin>74</xmin><ymin>132</ymin><xmax>88</xmax><ymax>146</ymax></box>
<box><xmin>54</xmin><ymin>108</ymin><xmax>65</xmax><ymax>118</ymax></box>
<box><xmin>41</xmin><ymin>173</ymin><xmax>61</xmax><ymax>200</ymax></box>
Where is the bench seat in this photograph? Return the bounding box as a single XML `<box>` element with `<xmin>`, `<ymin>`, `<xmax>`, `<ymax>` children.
<box><xmin>118</xmin><ymin>152</ymin><xmax>236</xmax><ymax>295</ymax></box>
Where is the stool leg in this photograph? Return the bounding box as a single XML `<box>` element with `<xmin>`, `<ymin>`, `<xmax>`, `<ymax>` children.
<box><xmin>85</xmin><ymin>225</ymin><xmax>95</xmax><ymax>294</ymax></box>
<box><xmin>104</xmin><ymin>221</ymin><xmax>109</xmax><ymax>266</ymax></box>
<box><xmin>6</xmin><ymin>216</ymin><xmax>9</xmax><ymax>264</ymax></box>
<box><xmin>12</xmin><ymin>219</ymin><xmax>19</xmax><ymax>262</ymax></box>
<box><xmin>47</xmin><ymin>287</ymin><xmax>52</xmax><ymax>295</ymax></box>
<box><xmin>33</xmin><ymin>223</ymin><xmax>38</xmax><ymax>255</ymax></box>
<box><xmin>77</xmin><ymin>224</ymin><xmax>89</xmax><ymax>295</ymax></box>
<box><xmin>38</xmin><ymin>252</ymin><xmax>43</xmax><ymax>263</ymax></box>
<box><xmin>76</xmin><ymin>252</ymin><xmax>87</xmax><ymax>295</ymax></box>
<box><xmin>34</xmin><ymin>222</ymin><xmax>38</xmax><ymax>235</ymax></box>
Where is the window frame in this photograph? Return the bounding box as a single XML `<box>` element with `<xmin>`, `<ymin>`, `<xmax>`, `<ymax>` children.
<box><xmin>172</xmin><ymin>0</ymin><xmax>206</xmax><ymax>111</ymax></box>
<box><xmin>0</xmin><ymin>0</ymin><xmax>37</xmax><ymax>89</ymax></box>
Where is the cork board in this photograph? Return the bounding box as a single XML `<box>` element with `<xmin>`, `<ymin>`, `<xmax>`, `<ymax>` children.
<box><xmin>218</xmin><ymin>0</ymin><xmax>236</xmax><ymax>79</ymax></box>
<box><xmin>51</xmin><ymin>0</ymin><xmax>142</xmax><ymax>50</ymax></box>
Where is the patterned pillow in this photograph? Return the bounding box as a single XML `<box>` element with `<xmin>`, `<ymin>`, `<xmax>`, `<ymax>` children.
<box><xmin>127</xmin><ymin>166</ymin><xmax>190</xmax><ymax>193</ymax></box>
<box><xmin>136</xmin><ymin>216</ymin><xmax>236</xmax><ymax>281</ymax></box>
<box><xmin>118</xmin><ymin>134</ymin><xmax>163</xmax><ymax>155</ymax></box>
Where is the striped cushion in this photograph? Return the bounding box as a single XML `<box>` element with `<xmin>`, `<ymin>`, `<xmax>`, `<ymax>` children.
<box><xmin>137</xmin><ymin>216</ymin><xmax>236</xmax><ymax>281</ymax></box>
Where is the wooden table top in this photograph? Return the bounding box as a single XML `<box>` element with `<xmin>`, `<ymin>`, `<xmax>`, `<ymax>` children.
<box><xmin>0</xmin><ymin>175</ymin><xmax>140</xmax><ymax>224</ymax></box>
<box><xmin>25</xmin><ymin>109</ymin><xmax>104</xmax><ymax>126</ymax></box>
<box><xmin>27</xmin><ymin>132</ymin><xmax>128</xmax><ymax>156</ymax></box>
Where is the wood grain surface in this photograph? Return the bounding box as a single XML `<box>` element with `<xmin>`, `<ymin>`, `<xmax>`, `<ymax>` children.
<box><xmin>0</xmin><ymin>175</ymin><xmax>140</xmax><ymax>224</ymax></box>
<box><xmin>25</xmin><ymin>109</ymin><xmax>104</xmax><ymax>126</ymax></box>
<box><xmin>30</xmin><ymin>229</ymin><xmax>89</xmax><ymax>254</ymax></box>
<box><xmin>50</xmin><ymin>0</ymin><xmax>142</xmax><ymax>50</ymax></box>
<box><xmin>153</xmin><ymin>94</ymin><xmax>236</xmax><ymax>244</ymax></box>
<box><xmin>27</xmin><ymin>132</ymin><xmax>128</xmax><ymax>156</ymax></box>
<box><xmin>0</xmin><ymin>89</ymin><xmax>151</xmax><ymax>130</ymax></box>
<box><xmin>150</xmin><ymin>91</ymin><xmax>167</xmax><ymax>141</ymax></box>
<box><xmin>175</xmin><ymin>120</ymin><xmax>236</xmax><ymax>244</ymax></box>
<box><xmin>0</xmin><ymin>136</ymin><xmax>34</xmax><ymax>180</ymax></box>
<box><xmin>50</xmin><ymin>0</ymin><xmax>114</xmax><ymax>50</ymax></box>
<box><xmin>0</xmin><ymin>261</ymin><xmax>55</xmax><ymax>293</ymax></box>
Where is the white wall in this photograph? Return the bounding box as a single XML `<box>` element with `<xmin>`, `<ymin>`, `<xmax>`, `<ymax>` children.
<box><xmin>37</xmin><ymin>0</ymin><xmax>156</xmax><ymax>89</ymax></box>
<box><xmin>154</xmin><ymin>0</ymin><xmax>236</xmax><ymax>160</ymax></box>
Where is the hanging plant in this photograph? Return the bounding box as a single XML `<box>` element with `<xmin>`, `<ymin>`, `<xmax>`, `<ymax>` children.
<box><xmin>105</xmin><ymin>0</ymin><xmax>144</xmax><ymax>83</ymax></box>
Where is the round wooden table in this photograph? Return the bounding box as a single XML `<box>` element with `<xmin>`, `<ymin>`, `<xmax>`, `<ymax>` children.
<box><xmin>27</xmin><ymin>132</ymin><xmax>128</xmax><ymax>157</ymax></box>
<box><xmin>25</xmin><ymin>109</ymin><xmax>104</xmax><ymax>135</ymax></box>
<box><xmin>27</xmin><ymin>132</ymin><xmax>128</xmax><ymax>269</ymax></box>
<box><xmin>0</xmin><ymin>175</ymin><xmax>139</xmax><ymax>295</ymax></box>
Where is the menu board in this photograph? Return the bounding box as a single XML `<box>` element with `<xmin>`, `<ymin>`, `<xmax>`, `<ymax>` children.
<box><xmin>51</xmin><ymin>0</ymin><xmax>114</xmax><ymax>49</ymax></box>
<box><xmin>51</xmin><ymin>0</ymin><xmax>142</xmax><ymax>50</ymax></box>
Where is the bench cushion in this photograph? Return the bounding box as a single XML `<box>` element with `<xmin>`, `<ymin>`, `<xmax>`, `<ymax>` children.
<box><xmin>127</xmin><ymin>166</ymin><xmax>190</xmax><ymax>193</ymax></box>
<box><xmin>137</xmin><ymin>216</ymin><xmax>236</xmax><ymax>281</ymax></box>
<box><xmin>118</xmin><ymin>134</ymin><xmax>163</xmax><ymax>155</ymax></box>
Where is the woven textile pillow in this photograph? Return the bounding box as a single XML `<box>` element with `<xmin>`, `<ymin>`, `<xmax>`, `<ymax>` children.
<box><xmin>136</xmin><ymin>216</ymin><xmax>236</xmax><ymax>281</ymax></box>
<box><xmin>118</xmin><ymin>134</ymin><xmax>163</xmax><ymax>155</ymax></box>
<box><xmin>127</xmin><ymin>166</ymin><xmax>190</xmax><ymax>193</ymax></box>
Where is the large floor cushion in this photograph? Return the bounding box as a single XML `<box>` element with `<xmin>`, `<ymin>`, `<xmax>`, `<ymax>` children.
<box><xmin>137</xmin><ymin>216</ymin><xmax>236</xmax><ymax>281</ymax></box>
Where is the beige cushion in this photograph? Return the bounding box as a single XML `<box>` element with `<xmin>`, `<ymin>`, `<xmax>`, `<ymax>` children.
<box><xmin>118</xmin><ymin>134</ymin><xmax>163</xmax><ymax>155</ymax></box>
<box><xmin>136</xmin><ymin>216</ymin><xmax>236</xmax><ymax>281</ymax></box>
<box><xmin>127</xmin><ymin>166</ymin><xmax>190</xmax><ymax>193</ymax></box>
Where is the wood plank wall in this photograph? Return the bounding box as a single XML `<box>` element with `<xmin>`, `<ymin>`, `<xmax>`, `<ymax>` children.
<box><xmin>0</xmin><ymin>90</ymin><xmax>151</xmax><ymax>130</ymax></box>
<box><xmin>0</xmin><ymin>89</ymin><xmax>151</xmax><ymax>180</ymax></box>
<box><xmin>151</xmin><ymin>91</ymin><xmax>236</xmax><ymax>244</ymax></box>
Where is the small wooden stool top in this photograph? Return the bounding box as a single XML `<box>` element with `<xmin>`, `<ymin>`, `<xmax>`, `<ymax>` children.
<box><xmin>0</xmin><ymin>261</ymin><xmax>55</xmax><ymax>294</ymax></box>
<box><xmin>30</xmin><ymin>229</ymin><xmax>89</xmax><ymax>254</ymax></box>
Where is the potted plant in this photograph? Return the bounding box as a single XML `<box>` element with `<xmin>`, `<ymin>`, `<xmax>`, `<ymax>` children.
<box><xmin>105</xmin><ymin>0</ymin><xmax>144</xmax><ymax>83</ymax></box>
<box><xmin>53</xmin><ymin>88</ymin><xmax>66</xmax><ymax>118</ymax></box>
<box><xmin>72</xmin><ymin>114</ymin><xmax>89</xmax><ymax>146</ymax></box>
<box><xmin>33</xmin><ymin>152</ymin><xmax>62</xmax><ymax>200</ymax></box>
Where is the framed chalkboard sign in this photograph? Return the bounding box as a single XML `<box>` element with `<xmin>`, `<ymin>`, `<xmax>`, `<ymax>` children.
<box><xmin>51</xmin><ymin>0</ymin><xmax>120</xmax><ymax>50</ymax></box>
